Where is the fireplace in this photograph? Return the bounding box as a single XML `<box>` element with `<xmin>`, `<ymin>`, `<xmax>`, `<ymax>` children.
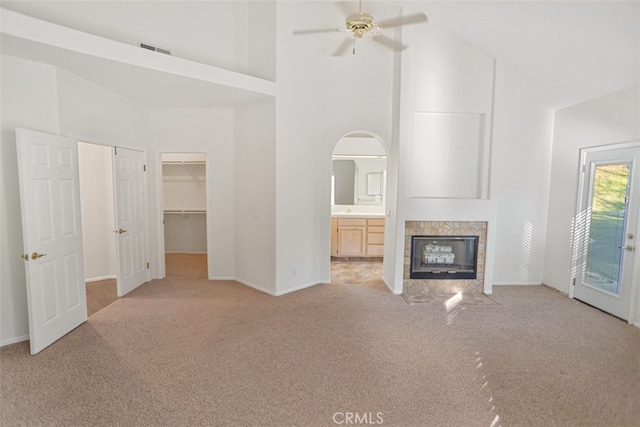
<box><xmin>410</xmin><ymin>235</ymin><xmax>479</xmax><ymax>279</ymax></box>
<box><xmin>403</xmin><ymin>221</ymin><xmax>488</xmax><ymax>304</ymax></box>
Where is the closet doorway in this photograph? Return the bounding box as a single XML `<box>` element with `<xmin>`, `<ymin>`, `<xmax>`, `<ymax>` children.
<box><xmin>78</xmin><ymin>142</ymin><xmax>118</xmax><ymax>316</ymax></box>
<box><xmin>78</xmin><ymin>141</ymin><xmax>151</xmax><ymax>315</ymax></box>
<box><xmin>161</xmin><ymin>153</ymin><xmax>208</xmax><ymax>278</ymax></box>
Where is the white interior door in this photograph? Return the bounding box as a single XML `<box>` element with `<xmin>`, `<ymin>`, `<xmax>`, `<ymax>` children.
<box><xmin>16</xmin><ymin>129</ymin><xmax>87</xmax><ymax>355</ymax></box>
<box><xmin>573</xmin><ymin>145</ymin><xmax>640</xmax><ymax>320</ymax></box>
<box><xmin>114</xmin><ymin>147</ymin><xmax>149</xmax><ymax>296</ymax></box>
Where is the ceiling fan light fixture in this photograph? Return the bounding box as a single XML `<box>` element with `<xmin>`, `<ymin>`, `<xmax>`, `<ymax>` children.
<box><xmin>345</xmin><ymin>12</ymin><xmax>381</xmax><ymax>38</ymax></box>
<box><xmin>292</xmin><ymin>0</ymin><xmax>427</xmax><ymax>56</ymax></box>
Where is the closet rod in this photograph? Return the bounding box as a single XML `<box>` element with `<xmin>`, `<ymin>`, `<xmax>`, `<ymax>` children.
<box><xmin>163</xmin><ymin>209</ymin><xmax>206</xmax><ymax>216</ymax></box>
<box><xmin>162</xmin><ymin>160</ymin><xmax>205</xmax><ymax>166</ymax></box>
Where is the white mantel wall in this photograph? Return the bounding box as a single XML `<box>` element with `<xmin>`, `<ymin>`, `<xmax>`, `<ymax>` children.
<box><xmin>392</xmin><ymin>16</ymin><xmax>498</xmax><ymax>294</ymax></box>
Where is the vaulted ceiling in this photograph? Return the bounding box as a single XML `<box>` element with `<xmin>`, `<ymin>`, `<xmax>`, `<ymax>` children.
<box><xmin>1</xmin><ymin>0</ymin><xmax>637</xmax><ymax>110</ymax></box>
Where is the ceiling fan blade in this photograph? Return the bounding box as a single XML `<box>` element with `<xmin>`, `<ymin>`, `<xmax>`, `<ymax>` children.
<box><xmin>292</xmin><ymin>28</ymin><xmax>341</xmax><ymax>35</ymax></box>
<box><xmin>331</xmin><ymin>38</ymin><xmax>353</xmax><ymax>56</ymax></box>
<box><xmin>377</xmin><ymin>13</ymin><xmax>428</xmax><ymax>29</ymax></box>
<box><xmin>372</xmin><ymin>34</ymin><xmax>407</xmax><ymax>52</ymax></box>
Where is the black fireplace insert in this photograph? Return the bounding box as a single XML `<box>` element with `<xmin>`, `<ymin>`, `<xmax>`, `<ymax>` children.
<box><xmin>410</xmin><ymin>235</ymin><xmax>479</xmax><ymax>279</ymax></box>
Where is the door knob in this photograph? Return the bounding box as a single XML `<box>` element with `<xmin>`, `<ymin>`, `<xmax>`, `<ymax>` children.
<box><xmin>31</xmin><ymin>252</ymin><xmax>46</xmax><ymax>260</ymax></box>
<box><xmin>619</xmin><ymin>245</ymin><xmax>635</xmax><ymax>252</ymax></box>
<box><xmin>118</xmin><ymin>229</ymin><xmax>127</xmax><ymax>234</ymax></box>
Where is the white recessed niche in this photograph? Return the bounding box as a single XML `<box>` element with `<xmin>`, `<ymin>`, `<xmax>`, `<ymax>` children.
<box><xmin>409</xmin><ymin>112</ymin><xmax>488</xmax><ymax>199</ymax></box>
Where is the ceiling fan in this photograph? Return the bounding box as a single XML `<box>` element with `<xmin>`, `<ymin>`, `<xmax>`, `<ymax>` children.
<box><xmin>292</xmin><ymin>0</ymin><xmax>428</xmax><ymax>56</ymax></box>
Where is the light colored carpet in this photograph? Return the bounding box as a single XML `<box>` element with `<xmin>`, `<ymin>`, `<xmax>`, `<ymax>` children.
<box><xmin>2</xmin><ymin>256</ymin><xmax>639</xmax><ymax>426</ymax></box>
<box><xmin>86</xmin><ymin>279</ymin><xmax>117</xmax><ymax>316</ymax></box>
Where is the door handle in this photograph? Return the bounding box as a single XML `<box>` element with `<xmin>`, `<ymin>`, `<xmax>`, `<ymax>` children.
<box><xmin>118</xmin><ymin>229</ymin><xmax>127</xmax><ymax>234</ymax></box>
<box><xmin>31</xmin><ymin>252</ymin><xmax>46</xmax><ymax>260</ymax></box>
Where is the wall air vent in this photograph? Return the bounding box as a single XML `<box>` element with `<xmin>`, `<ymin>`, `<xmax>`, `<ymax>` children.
<box><xmin>138</xmin><ymin>42</ymin><xmax>171</xmax><ymax>56</ymax></box>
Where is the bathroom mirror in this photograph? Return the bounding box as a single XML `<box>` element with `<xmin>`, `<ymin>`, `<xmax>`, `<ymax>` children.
<box><xmin>331</xmin><ymin>134</ymin><xmax>387</xmax><ymax>207</ymax></box>
<box><xmin>333</xmin><ymin>160</ymin><xmax>356</xmax><ymax>205</ymax></box>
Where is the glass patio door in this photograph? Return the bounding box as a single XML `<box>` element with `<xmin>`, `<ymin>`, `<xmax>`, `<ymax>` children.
<box><xmin>573</xmin><ymin>146</ymin><xmax>640</xmax><ymax>320</ymax></box>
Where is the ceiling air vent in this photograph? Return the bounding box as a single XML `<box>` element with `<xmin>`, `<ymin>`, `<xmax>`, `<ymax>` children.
<box><xmin>138</xmin><ymin>42</ymin><xmax>171</xmax><ymax>56</ymax></box>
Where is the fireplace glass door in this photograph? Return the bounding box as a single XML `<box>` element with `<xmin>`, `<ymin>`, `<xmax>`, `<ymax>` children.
<box><xmin>410</xmin><ymin>236</ymin><xmax>479</xmax><ymax>279</ymax></box>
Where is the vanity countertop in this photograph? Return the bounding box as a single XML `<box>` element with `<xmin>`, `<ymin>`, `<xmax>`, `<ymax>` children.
<box><xmin>331</xmin><ymin>212</ymin><xmax>385</xmax><ymax>219</ymax></box>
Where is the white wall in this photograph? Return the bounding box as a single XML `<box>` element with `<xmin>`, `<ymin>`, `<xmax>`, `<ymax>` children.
<box><xmin>391</xmin><ymin>17</ymin><xmax>498</xmax><ymax>293</ymax></box>
<box><xmin>1</xmin><ymin>64</ymin><xmax>148</xmax><ymax>345</ymax></box>
<box><xmin>492</xmin><ymin>62</ymin><xmax>554</xmax><ymax>285</ymax></box>
<box><xmin>147</xmin><ymin>107</ymin><xmax>236</xmax><ymax>280</ymax></box>
<box><xmin>0</xmin><ymin>55</ymin><xmax>60</xmax><ymax>345</ymax></box>
<box><xmin>163</xmin><ymin>214</ymin><xmax>208</xmax><ymax>254</ymax></box>
<box><xmin>248</xmin><ymin>1</ymin><xmax>276</xmax><ymax>81</ymax></box>
<box><xmin>78</xmin><ymin>142</ymin><xmax>116</xmax><ymax>281</ymax></box>
<box><xmin>2</xmin><ymin>1</ymin><xmax>255</xmax><ymax>76</ymax></box>
<box><xmin>543</xmin><ymin>88</ymin><xmax>640</xmax><ymax>318</ymax></box>
<box><xmin>276</xmin><ymin>1</ymin><xmax>396</xmax><ymax>294</ymax></box>
<box><xmin>234</xmin><ymin>97</ymin><xmax>276</xmax><ymax>293</ymax></box>
<box><xmin>1</xmin><ymin>60</ymin><xmax>242</xmax><ymax>345</ymax></box>
<box><xmin>57</xmin><ymin>69</ymin><xmax>148</xmax><ymax>148</ymax></box>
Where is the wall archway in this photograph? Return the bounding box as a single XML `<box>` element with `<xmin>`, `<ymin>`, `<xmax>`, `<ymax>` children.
<box><xmin>329</xmin><ymin>130</ymin><xmax>390</xmax><ymax>290</ymax></box>
<box><xmin>331</xmin><ymin>131</ymin><xmax>388</xmax><ymax>208</ymax></box>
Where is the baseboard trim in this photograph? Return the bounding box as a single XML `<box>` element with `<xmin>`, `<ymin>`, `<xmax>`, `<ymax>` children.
<box><xmin>234</xmin><ymin>278</ymin><xmax>277</xmax><ymax>296</ymax></box>
<box><xmin>382</xmin><ymin>276</ymin><xmax>401</xmax><ymax>294</ymax></box>
<box><xmin>1</xmin><ymin>335</ymin><xmax>29</xmax><ymax>347</ymax></box>
<box><xmin>493</xmin><ymin>282</ymin><xmax>542</xmax><ymax>286</ymax></box>
<box><xmin>86</xmin><ymin>275</ymin><xmax>117</xmax><ymax>283</ymax></box>
<box><xmin>233</xmin><ymin>278</ymin><xmax>324</xmax><ymax>297</ymax></box>
<box><xmin>275</xmin><ymin>281</ymin><xmax>324</xmax><ymax>296</ymax></box>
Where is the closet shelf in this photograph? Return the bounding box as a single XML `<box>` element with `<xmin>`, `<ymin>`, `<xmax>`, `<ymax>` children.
<box><xmin>164</xmin><ymin>209</ymin><xmax>206</xmax><ymax>216</ymax></box>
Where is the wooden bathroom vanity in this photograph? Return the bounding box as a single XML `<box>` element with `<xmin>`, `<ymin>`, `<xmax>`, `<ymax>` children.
<box><xmin>330</xmin><ymin>216</ymin><xmax>385</xmax><ymax>258</ymax></box>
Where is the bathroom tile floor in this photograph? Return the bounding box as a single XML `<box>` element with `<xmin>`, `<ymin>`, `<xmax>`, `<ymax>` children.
<box><xmin>330</xmin><ymin>258</ymin><xmax>387</xmax><ymax>291</ymax></box>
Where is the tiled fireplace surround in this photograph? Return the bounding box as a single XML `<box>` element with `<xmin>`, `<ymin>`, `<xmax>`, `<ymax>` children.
<box><xmin>403</xmin><ymin>221</ymin><xmax>488</xmax><ymax>304</ymax></box>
